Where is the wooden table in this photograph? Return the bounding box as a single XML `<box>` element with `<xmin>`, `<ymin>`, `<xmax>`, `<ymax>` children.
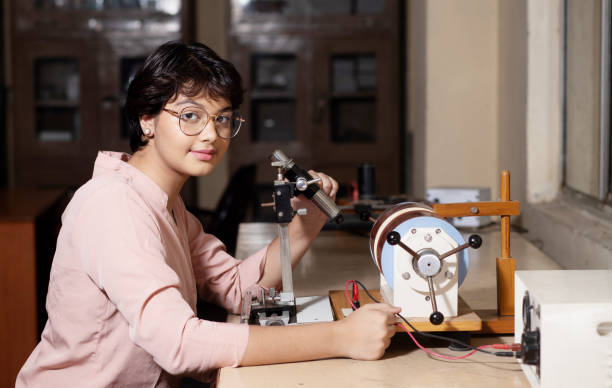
<box><xmin>0</xmin><ymin>188</ymin><xmax>66</xmax><ymax>388</ymax></box>
<box><xmin>219</xmin><ymin>222</ymin><xmax>561</xmax><ymax>388</ymax></box>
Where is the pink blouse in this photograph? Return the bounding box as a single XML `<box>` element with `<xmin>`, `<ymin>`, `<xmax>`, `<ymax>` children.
<box><xmin>16</xmin><ymin>151</ymin><xmax>268</xmax><ymax>387</ymax></box>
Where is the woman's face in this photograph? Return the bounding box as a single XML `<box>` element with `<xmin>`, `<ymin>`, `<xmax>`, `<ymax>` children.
<box><xmin>141</xmin><ymin>92</ymin><xmax>231</xmax><ymax>180</ymax></box>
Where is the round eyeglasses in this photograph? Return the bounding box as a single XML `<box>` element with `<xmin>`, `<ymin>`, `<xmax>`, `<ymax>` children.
<box><xmin>162</xmin><ymin>107</ymin><xmax>244</xmax><ymax>139</ymax></box>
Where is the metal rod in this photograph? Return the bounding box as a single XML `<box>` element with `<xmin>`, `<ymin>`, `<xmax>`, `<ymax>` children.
<box><xmin>439</xmin><ymin>242</ymin><xmax>470</xmax><ymax>261</ymax></box>
<box><xmin>427</xmin><ymin>276</ymin><xmax>438</xmax><ymax>313</ymax></box>
<box><xmin>278</xmin><ymin>223</ymin><xmax>293</xmax><ymax>295</ymax></box>
<box><xmin>398</xmin><ymin>240</ymin><xmax>420</xmax><ymax>259</ymax></box>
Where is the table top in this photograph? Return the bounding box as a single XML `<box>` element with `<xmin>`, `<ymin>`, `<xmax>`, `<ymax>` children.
<box><xmin>219</xmin><ymin>222</ymin><xmax>561</xmax><ymax>388</ymax></box>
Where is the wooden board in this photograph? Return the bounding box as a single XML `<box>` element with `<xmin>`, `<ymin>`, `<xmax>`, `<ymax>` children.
<box><xmin>329</xmin><ymin>290</ymin><xmax>482</xmax><ymax>332</ymax></box>
<box><xmin>474</xmin><ymin>309</ymin><xmax>515</xmax><ymax>334</ymax></box>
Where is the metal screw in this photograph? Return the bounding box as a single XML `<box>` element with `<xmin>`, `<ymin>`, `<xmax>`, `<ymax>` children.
<box><xmin>470</xmin><ymin>206</ymin><xmax>479</xmax><ymax>214</ymax></box>
<box><xmin>435</xmin><ymin>228</ymin><xmax>441</xmax><ymax>234</ymax></box>
<box><xmin>402</xmin><ymin>272</ymin><xmax>410</xmax><ymax>280</ymax></box>
<box><xmin>445</xmin><ymin>270</ymin><xmax>453</xmax><ymax>279</ymax></box>
<box><xmin>278</xmin><ymin>211</ymin><xmax>284</xmax><ymax>217</ymax></box>
<box><xmin>425</xmin><ymin>296</ymin><xmax>430</xmax><ymax>301</ymax></box>
<box><xmin>277</xmin><ymin>190</ymin><xmax>282</xmax><ymax>196</ymax></box>
<box><xmin>411</xmin><ymin>228</ymin><xmax>417</xmax><ymax>234</ymax></box>
<box><xmin>424</xmin><ymin>233</ymin><xmax>432</xmax><ymax>243</ymax></box>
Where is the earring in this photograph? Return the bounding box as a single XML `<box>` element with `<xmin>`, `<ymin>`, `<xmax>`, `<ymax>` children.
<box><xmin>143</xmin><ymin>128</ymin><xmax>151</xmax><ymax>136</ymax></box>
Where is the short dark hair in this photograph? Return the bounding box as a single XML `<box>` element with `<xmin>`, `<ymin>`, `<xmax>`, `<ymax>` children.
<box><xmin>125</xmin><ymin>41</ymin><xmax>244</xmax><ymax>152</ymax></box>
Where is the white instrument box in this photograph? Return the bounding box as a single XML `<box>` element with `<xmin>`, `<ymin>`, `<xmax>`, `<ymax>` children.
<box><xmin>514</xmin><ymin>270</ymin><xmax>612</xmax><ymax>388</ymax></box>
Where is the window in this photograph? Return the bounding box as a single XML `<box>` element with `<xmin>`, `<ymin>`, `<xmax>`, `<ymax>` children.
<box><xmin>564</xmin><ymin>0</ymin><xmax>611</xmax><ymax>202</ymax></box>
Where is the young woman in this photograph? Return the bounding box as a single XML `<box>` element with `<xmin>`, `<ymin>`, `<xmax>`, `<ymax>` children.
<box><xmin>16</xmin><ymin>41</ymin><xmax>400</xmax><ymax>387</ymax></box>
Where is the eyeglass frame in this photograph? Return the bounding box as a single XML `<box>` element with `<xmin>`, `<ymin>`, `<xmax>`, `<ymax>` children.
<box><xmin>161</xmin><ymin>106</ymin><xmax>245</xmax><ymax>139</ymax></box>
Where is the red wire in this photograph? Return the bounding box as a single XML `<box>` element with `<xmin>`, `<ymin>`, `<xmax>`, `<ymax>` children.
<box><xmin>343</xmin><ymin>279</ymin><xmax>501</xmax><ymax>361</ymax></box>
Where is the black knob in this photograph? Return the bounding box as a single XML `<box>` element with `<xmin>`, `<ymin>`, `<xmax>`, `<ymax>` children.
<box><xmin>429</xmin><ymin>311</ymin><xmax>444</xmax><ymax>325</ymax></box>
<box><xmin>386</xmin><ymin>231</ymin><xmax>401</xmax><ymax>245</ymax></box>
<box><xmin>359</xmin><ymin>211</ymin><xmax>371</xmax><ymax>222</ymax></box>
<box><xmin>521</xmin><ymin>328</ymin><xmax>540</xmax><ymax>366</ymax></box>
<box><xmin>468</xmin><ymin>234</ymin><xmax>482</xmax><ymax>249</ymax></box>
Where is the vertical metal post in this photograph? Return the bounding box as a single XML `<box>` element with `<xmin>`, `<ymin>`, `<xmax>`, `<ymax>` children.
<box><xmin>278</xmin><ymin>223</ymin><xmax>293</xmax><ymax>301</ymax></box>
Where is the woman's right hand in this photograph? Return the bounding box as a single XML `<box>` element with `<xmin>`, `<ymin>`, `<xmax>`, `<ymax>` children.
<box><xmin>336</xmin><ymin>303</ymin><xmax>401</xmax><ymax>360</ymax></box>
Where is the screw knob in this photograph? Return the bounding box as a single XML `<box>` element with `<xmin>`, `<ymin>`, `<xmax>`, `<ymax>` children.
<box><xmin>429</xmin><ymin>311</ymin><xmax>444</xmax><ymax>325</ymax></box>
<box><xmin>386</xmin><ymin>231</ymin><xmax>401</xmax><ymax>245</ymax></box>
<box><xmin>359</xmin><ymin>210</ymin><xmax>371</xmax><ymax>222</ymax></box>
<box><xmin>468</xmin><ymin>234</ymin><xmax>482</xmax><ymax>249</ymax></box>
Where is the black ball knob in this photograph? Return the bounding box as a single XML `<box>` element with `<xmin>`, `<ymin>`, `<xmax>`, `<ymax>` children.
<box><xmin>468</xmin><ymin>234</ymin><xmax>482</xmax><ymax>249</ymax></box>
<box><xmin>386</xmin><ymin>231</ymin><xmax>401</xmax><ymax>245</ymax></box>
<box><xmin>359</xmin><ymin>211</ymin><xmax>371</xmax><ymax>222</ymax></box>
<box><xmin>429</xmin><ymin>311</ymin><xmax>444</xmax><ymax>325</ymax></box>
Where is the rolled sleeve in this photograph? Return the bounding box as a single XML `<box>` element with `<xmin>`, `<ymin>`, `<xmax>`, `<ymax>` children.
<box><xmin>74</xmin><ymin>184</ymin><xmax>249</xmax><ymax>374</ymax></box>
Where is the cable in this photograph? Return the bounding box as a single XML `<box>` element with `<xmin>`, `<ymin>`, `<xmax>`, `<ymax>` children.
<box><xmin>344</xmin><ymin>280</ymin><xmax>520</xmax><ymax>359</ymax></box>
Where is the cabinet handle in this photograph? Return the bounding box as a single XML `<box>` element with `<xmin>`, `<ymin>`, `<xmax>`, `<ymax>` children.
<box><xmin>314</xmin><ymin>97</ymin><xmax>327</xmax><ymax>123</ymax></box>
<box><xmin>101</xmin><ymin>96</ymin><xmax>118</xmax><ymax>109</ymax></box>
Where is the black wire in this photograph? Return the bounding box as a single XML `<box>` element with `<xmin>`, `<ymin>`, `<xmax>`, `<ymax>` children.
<box><xmin>352</xmin><ymin>280</ymin><xmax>499</xmax><ymax>356</ymax></box>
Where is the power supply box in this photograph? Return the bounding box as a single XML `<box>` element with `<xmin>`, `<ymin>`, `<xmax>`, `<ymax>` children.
<box><xmin>425</xmin><ymin>187</ymin><xmax>491</xmax><ymax>228</ymax></box>
<box><xmin>514</xmin><ymin>270</ymin><xmax>612</xmax><ymax>388</ymax></box>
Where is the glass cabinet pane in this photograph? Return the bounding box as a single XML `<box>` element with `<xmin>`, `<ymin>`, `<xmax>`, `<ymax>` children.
<box><xmin>310</xmin><ymin>0</ymin><xmax>384</xmax><ymax>15</ymax></box>
<box><xmin>119</xmin><ymin>56</ymin><xmax>146</xmax><ymax>138</ymax></box>
<box><xmin>36</xmin><ymin>107</ymin><xmax>80</xmax><ymax>141</ymax></box>
<box><xmin>252</xmin><ymin>54</ymin><xmax>296</xmax><ymax>91</ymax></box>
<box><xmin>332</xmin><ymin>54</ymin><xmax>376</xmax><ymax>93</ymax></box>
<box><xmin>252</xmin><ymin>99</ymin><xmax>295</xmax><ymax>141</ymax></box>
<box><xmin>330</xmin><ymin>53</ymin><xmax>376</xmax><ymax>142</ymax></box>
<box><xmin>33</xmin><ymin>0</ymin><xmax>181</xmax><ymax>12</ymax></box>
<box><xmin>237</xmin><ymin>0</ymin><xmax>384</xmax><ymax>16</ymax></box>
<box><xmin>331</xmin><ymin>97</ymin><xmax>375</xmax><ymax>142</ymax></box>
<box><xmin>35</xmin><ymin>58</ymin><xmax>79</xmax><ymax>102</ymax></box>
<box><xmin>35</xmin><ymin>58</ymin><xmax>80</xmax><ymax>142</ymax></box>
<box><xmin>250</xmin><ymin>54</ymin><xmax>297</xmax><ymax>142</ymax></box>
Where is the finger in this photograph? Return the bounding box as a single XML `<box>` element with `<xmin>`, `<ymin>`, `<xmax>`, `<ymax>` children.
<box><xmin>328</xmin><ymin>176</ymin><xmax>339</xmax><ymax>199</ymax></box>
<box><xmin>308</xmin><ymin>170</ymin><xmax>326</xmax><ymax>187</ymax></box>
<box><xmin>318</xmin><ymin>173</ymin><xmax>332</xmax><ymax>193</ymax></box>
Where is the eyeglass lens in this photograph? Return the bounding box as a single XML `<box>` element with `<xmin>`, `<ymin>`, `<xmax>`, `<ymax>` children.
<box><xmin>179</xmin><ymin>107</ymin><xmax>243</xmax><ymax>138</ymax></box>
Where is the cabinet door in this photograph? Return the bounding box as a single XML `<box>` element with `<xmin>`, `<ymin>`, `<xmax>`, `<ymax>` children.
<box><xmin>228</xmin><ymin>36</ymin><xmax>314</xmax><ymax>183</ymax></box>
<box><xmin>312</xmin><ymin>38</ymin><xmax>400</xmax><ymax>195</ymax></box>
<box><xmin>13</xmin><ymin>39</ymin><xmax>100</xmax><ymax>188</ymax></box>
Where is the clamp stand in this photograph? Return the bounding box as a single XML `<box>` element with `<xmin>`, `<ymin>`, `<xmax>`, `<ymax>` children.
<box><xmin>432</xmin><ymin>169</ymin><xmax>520</xmax><ymax>332</ymax></box>
<box><xmin>243</xmin><ymin>160</ymin><xmax>320</xmax><ymax>326</ymax></box>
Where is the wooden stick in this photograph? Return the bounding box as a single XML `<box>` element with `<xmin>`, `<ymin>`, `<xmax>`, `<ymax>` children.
<box><xmin>497</xmin><ymin>169</ymin><xmax>515</xmax><ymax>316</ymax></box>
<box><xmin>500</xmin><ymin>170</ymin><xmax>510</xmax><ymax>258</ymax></box>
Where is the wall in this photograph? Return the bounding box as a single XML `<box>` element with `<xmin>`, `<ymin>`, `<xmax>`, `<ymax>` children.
<box><xmin>497</xmin><ymin>0</ymin><xmax>527</xmax><ymax>208</ymax></box>
<box><xmin>195</xmin><ymin>1</ymin><xmax>230</xmax><ymax>210</ymax></box>
<box><xmin>410</xmin><ymin>0</ymin><xmax>511</xmax><ymax>202</ymax></box>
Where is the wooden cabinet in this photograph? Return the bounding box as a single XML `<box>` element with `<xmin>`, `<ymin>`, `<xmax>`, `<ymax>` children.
<box><xmin>228</xmin><ymin>0</ymin><xmax>401</xmax><ymax>195</ymax></box>
<box><xmin>9</xmin><ymin>0</ymin><xmax>193</xmax><ymax>190</ymax></box>
<box><xmin>0</xmin><ymin>188</ymin><xmax>66</xmax><ymax>387</ymax></box>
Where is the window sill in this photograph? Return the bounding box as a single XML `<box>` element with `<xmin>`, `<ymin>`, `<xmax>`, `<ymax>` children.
<box><xmin>522</xmin><ymin>190</ymin><xmax>612</xmax><ymax>270</ymax></box>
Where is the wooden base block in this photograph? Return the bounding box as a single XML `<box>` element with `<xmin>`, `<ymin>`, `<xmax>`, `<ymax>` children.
<box><xmin>474</xmin><ymin>309</ymin><xmax>514</xmax><ymax>334</ymax></box>
<box><xmin>328</xmin><ymin>290</ymin><xmax>482</xmax><ymax>332</ymax></box>
<box><xmin>496</xmin><ymin>257</ymin><xmax>516</xmax><ymax>316</ymax></box>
